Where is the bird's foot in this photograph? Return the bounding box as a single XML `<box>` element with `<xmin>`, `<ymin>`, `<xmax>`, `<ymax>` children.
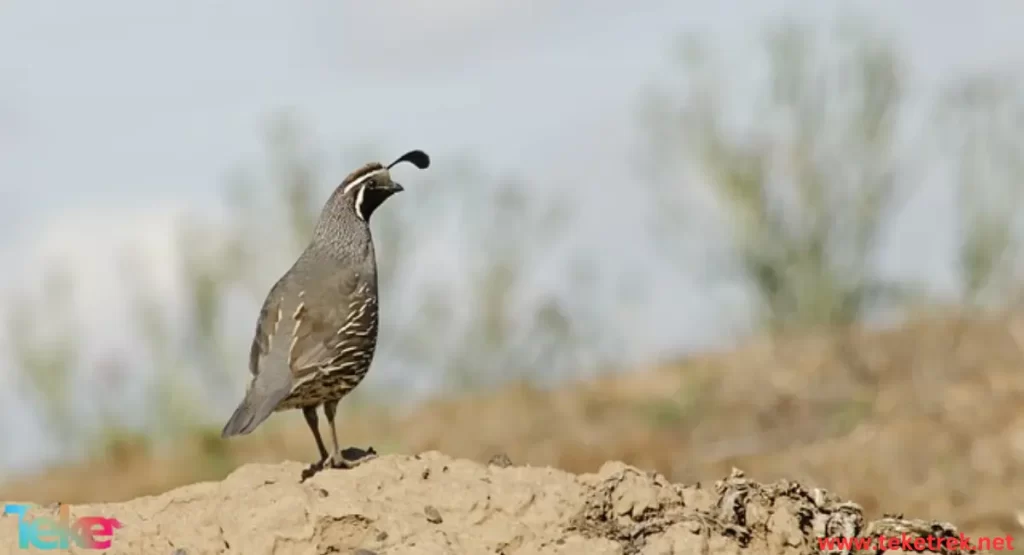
<box><xmin>298</xmin><ymin>446</ymin><xmax>377</xmax><ymax>482</ymax></box>
<box><xmin>300</xmin><ymin>458</ymin><xmax>328</xmax><ymax>482</ymax></box>
<box><xmin>327</xmin><ymin>446</ymin><xmax>378</xmax><ymax>469</ymax></box>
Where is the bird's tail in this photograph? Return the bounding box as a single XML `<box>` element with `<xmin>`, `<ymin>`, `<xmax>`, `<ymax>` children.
<box><xmin>221</xmin><ymin>375</ymin><xmax>292</xmax><ymax>438</ymax></box>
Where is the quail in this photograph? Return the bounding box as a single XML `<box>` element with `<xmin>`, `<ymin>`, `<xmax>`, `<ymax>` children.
<box><xmin>221</xmin><ymin>149</ymin><xmax>430</xmax><ymax>478</ymax></box>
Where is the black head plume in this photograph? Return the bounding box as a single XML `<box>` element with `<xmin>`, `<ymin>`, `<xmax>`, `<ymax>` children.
<box><xmin>387</xmin><ymin>150</ymin><xmax>430</xmax><ymax>170</ymax></box>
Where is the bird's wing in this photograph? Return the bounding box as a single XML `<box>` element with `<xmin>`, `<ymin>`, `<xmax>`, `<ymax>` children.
<box><xmin>222</xmin><ymin>276</ymin><xmax>300</xmax><ymax>437</ymax></box>
<box><xmin>248</xmin><ymin>276</ymin><xmax>287</xmax><ymax>377</ymax></box>
<box><xmin>247</xmin><ymin>266</ymin><xmax>374</xmax><ymax>392</ymax></box>
<box><xmin>287</xmin><ymin>270</ymin><xmax>376</xmax><ymax>382</ymax></box>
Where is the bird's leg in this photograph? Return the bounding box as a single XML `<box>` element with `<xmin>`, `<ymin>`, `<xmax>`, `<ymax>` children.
<box><xmin>323</xmin><ymin>400</ymin><xmax>341</xmax><ymax>456</ymax></box>
<box><xmin>323</xmin><ymin>400</ymin><xmax>377</xmax><ymax>470</ymax></box>
<box><xmin>299</xmin><ymin>405</ymin><xmax>330</xmax><ymax>481</ymax></box>
<box><xmin>304</xmin><ymin>405</ymin><xmax>330</xmax><ymax>462</ymax></box>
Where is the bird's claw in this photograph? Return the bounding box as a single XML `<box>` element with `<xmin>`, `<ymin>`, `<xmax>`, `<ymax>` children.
<box><xmin>299</xmin><ymin>446</ymin><xmax>377</xmax><ymax>482</ymax></box>
<box><xmin>300</xmin><ymin>459</ymin><xmax>326</xmax><ymax>482</ymax></box>
<box><xmin>328</xmin><ymin>446</ymin><xmax>378</xmax><ymax>469</ymax></box>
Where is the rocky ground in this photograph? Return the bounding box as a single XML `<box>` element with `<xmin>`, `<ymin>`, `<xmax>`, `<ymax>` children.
<box><xmin>3</xmin><ymin>310</ymin><xmax>1023</xmax><ymax>553</ymax></box>
<box><xmin>0</xmin><ymin>452</ymin><xmax>987</xmax><ymax>555</ymax></box>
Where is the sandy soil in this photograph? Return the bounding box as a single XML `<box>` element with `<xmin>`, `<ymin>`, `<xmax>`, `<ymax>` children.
<box><xmin>0</xmin><ymin>452</ymin><xmax>984</xmax><ymax>555</ymax></box>
<box><xmin>3</xmin><ymin>310</ymin><xmax>1023</xmax><ymax>552</ymax></box>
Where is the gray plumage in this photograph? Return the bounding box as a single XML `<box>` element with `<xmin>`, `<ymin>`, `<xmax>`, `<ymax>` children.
<box><xmin>221</xmin><ymin>149</ymin><xmax>430</xmax><ymax>471</ymax></box>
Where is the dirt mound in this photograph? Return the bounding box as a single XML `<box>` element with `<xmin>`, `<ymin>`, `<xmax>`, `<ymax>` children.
<box><xmin>0</xmin><ymin>452</ymin><xmax>978</xmax><ymax>555</ymax></box>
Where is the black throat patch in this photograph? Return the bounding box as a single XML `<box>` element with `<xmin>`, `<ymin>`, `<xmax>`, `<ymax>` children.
<box><xmin>355</xmin><ymin>187</ymin><xmax>396</xmax><ymax>221</ymax></box>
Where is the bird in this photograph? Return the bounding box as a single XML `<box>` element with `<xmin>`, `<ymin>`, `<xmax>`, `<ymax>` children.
<box><xmin>220</xmin><ymin>149</ymin><xmax>430</xmax><ymax>478</ymax></box>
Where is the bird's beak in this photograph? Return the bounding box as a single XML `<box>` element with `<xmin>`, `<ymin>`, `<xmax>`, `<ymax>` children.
<box><xmin>391</xmin><ymin>182</ymin><xmax>405</xmax><ymax>193</ymax></box>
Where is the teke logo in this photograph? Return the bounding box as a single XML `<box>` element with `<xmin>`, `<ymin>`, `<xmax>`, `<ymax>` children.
<box><xmin>4</xmin><ymin>503</ymin><xmax>122</xmax><ymax>550</ymax></box>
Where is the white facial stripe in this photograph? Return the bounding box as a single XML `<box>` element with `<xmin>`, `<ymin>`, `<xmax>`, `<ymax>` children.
<box><xmin>354</xmin><ymin>183</ymin><xmax>367</xmax><ymax>221</ymax></box>
<box><xmin>342</xmin><ymin>168</ymin><xmax>386</xmax><ymax>194</ymax></box>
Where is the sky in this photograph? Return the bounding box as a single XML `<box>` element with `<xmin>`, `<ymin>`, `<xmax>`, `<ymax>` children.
<box><xmin>2</xmin><ymin>0</ymin><xmax>1024</xmax><ymax>473</ymax></box>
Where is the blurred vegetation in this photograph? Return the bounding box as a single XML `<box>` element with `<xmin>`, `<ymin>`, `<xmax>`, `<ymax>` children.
<box><xmin>6</xmin><ymin>269</ymin><xmax>81</xmax><ymax>447</ymax></box>
<box><xmin>937</xmin><ymin>74</ymin><xmax>1024</xmax><ymax>309</ymax></box>
<box><xmin>636</xmin><ymin>20</ymin><xmax>1024</xmax><ymax>460</ymax></box>
<box><xmin>5</xmin><ymin>18</ymin><xmax>1024</xmax><ymax>476</ymax></box>
<box><xmin>642</xmin><ymin>21</ymin><xmax>1024</xmax><ymax>332</ymax></box>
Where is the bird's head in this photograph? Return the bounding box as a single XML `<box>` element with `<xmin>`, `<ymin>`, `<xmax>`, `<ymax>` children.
<box><xmin>333</xmin><ymin>149</ymin><xmax>430</xmax><ymax>222</ymax></box>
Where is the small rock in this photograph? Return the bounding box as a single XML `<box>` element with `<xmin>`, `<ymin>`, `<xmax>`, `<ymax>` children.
<box><xmin>425</xmin><ymin>505</ymin><xmax>443</xmax><ymax>524</ymax></box>
<box><xmin>488</xmin><ymin>453</ymin><xmax>513</xmax><ymax>468</ymax></box>
<box><xmin>353</xmin><ymin>550</ymin><xmax>378</xmax><ymax>555</ymax></box>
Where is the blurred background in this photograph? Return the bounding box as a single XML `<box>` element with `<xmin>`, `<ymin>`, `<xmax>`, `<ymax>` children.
<box><xmin>3</xmin><ymin>0</ymin><xmax>1024</xmax><ymax>543</ymax></box>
